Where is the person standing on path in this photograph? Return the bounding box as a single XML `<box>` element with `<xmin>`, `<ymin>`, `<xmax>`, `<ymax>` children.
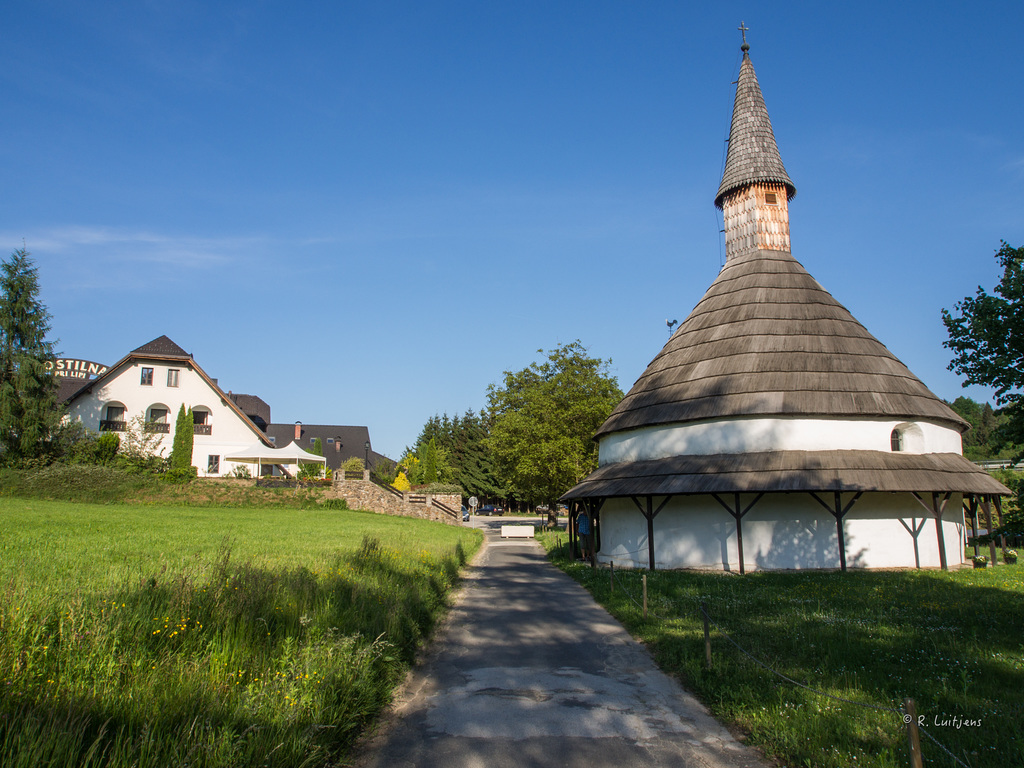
<box><xmin>577</xmin><ymin>508</ymin><xmax>591</xmax><ymax>561</ymax></box>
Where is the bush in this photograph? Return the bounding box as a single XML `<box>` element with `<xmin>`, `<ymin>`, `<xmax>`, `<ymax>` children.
<box><xmin>392</xmin><ymin>472</ymin><xmax>411</xmax><ymax>491</ymax></box>
<box><xmin>342</xmin><ymin>457</ymin><xmax>364</xmax><ymax>472</ymax></box>
<box><xmin>162</xmin><ymin>466</ymin><xmax>198</xmax><ymax>484</ymax></box>
<box><xmin>319</xmin><ymin>498</ymin><xmax>349</xmax><ymax>510</ymax></box>
<box><xmin>420</xmin><ymin>483</ymin><xmax>464</xmax><ymax>495</ymax></box>
<box><xmin>95</xmin><ymin>432</ymin><xmax>120</xmax><ymax>464</ymax></box>
<box><xmin>297</xmin><ymin>462</ymin><xmax>325</xmax><ymax>480</ymax></box>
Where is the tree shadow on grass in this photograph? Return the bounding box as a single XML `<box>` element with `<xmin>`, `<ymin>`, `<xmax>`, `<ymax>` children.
<box><xmin>588</xmin><ymin>566</ymin><xmax>1024</xmax><ymax>768</ymax></box>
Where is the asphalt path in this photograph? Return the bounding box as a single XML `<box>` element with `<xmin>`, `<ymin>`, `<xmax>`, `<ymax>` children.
<box><xmin>352</xmin><ymin>516</ymin><xmax>771</xmax><ymax>768</ymax></box>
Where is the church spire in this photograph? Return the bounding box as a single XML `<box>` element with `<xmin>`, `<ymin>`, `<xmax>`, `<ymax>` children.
<box><xmin>716</xmin><ymin>30</ymin><xmax>796</xmax><ymax>261</ymax></box>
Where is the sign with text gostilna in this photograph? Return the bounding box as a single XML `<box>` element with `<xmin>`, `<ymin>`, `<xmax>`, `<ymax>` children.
<box><xmin>46</xmin><ymin>359</ymin><xmax>108</xmax><ymax>380</ymax></box>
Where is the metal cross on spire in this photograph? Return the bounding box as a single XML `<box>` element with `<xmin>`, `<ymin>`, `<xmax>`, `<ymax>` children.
<box><xmin>738</xmin><ymin>21</ymin><xmax>750</xmax><ymax>52</ymax></box>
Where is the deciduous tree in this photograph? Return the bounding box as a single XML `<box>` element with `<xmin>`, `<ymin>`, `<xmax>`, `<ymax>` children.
<box><xmin>943</xmin><ymin>242</ymin><xmax>1024</xmax><ymax>450</ymax></box>
<box><xmin>486</xmin><ymin>340</ymin><xmax>622</xmax><ymax>508</ymax></box>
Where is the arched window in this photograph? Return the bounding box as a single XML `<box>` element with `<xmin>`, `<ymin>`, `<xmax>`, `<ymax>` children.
<box><xmin>891</xmin><ymin>428</ymin><xmax>904</xmax><ymax>452</ymax></box>
<box><xmin>101</xmin><ymin>402</ymin><xmax>126</xmax><ymax>432</ymax></box>
<box><xmin>146</xmin><ymin>404</ymin><xmax>170</xmax><ymax>433</ymax></box>
<box><xmin>192</xmin><ymin>406</ymin><xmax>212</xmax><ymax>435</ymax></box>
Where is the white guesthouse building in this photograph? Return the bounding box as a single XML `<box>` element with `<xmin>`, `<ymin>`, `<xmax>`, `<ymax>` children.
<box><xmin>65</xmin><ymin>336</ymin><xmax>273</xmax><ymax>476</ymax></box>
<box><xmin>561</xmin><ymin>41</ymin><xmax>1008</xmax><ymax>572</ymax></box>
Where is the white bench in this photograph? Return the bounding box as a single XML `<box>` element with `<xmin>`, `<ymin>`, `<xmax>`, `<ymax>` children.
<box><xmin>500</xmin><ymin>525</ymin><xmax>535</xmax><ymax>539</ymax></box>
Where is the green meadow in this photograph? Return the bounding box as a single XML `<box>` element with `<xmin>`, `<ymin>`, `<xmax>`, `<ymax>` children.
<box><xmin>540</xmin><ymin>533</ymin><xmax>1024</xmax><ymax>768</ymax></box>
<box><xmin>0</xmin><ymin>498</ymin><xmax>482</xmax><ymax>767</ymax></box>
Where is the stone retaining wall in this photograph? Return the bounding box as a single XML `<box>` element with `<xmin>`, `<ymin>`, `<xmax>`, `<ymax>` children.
<box><xmin>330</xmin><ymin>475</ymin><xmax>462</xmax><ymax>526</ymax></box>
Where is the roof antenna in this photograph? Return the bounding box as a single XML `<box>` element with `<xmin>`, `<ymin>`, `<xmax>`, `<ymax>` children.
<box><xmin>666</xmin><ymin>319</ymin><xmax>678</xmax><ymax>336</ymax></box>
<box><xmin>738</xmin><ymin>21</ymin><xmax>750</xmax><ymax>52</ymax></box>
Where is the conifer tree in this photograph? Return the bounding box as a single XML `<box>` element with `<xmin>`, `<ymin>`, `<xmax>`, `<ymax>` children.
<box><xmin>0</xmin><ymin>248</ymin><xmax>59</xmax><ymax>462</ymax></box>
<box><xmin>423</xmin><ymin>437</ymin><xmax>439</xmax><ymax>483</ymax></box>
<box><xmin>170</xmin><ymin>404</ymin><xmax>194</xmax><ymax>472</ymax></box>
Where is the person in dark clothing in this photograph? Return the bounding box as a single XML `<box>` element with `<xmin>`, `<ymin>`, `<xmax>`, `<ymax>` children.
<box><xmin>577</xmin><ymin>509</ymin><xmax>591</xmax><ymax>560</ymax></box>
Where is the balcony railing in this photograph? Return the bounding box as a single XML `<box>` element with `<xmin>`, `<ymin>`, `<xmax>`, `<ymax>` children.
<box><xmin>143</xmin><ymin>422</ymin><xmax>170</xmax><ymax>434</ymax></box>
<box><xmin>193</xmin><ymin>424</ymin><xmax>212</xmax><ymax>435</ymax></box>
<box><xmin>99</xmin><ymin>420</ymin><xmax>126</xmax><ymax>432</ymax></box>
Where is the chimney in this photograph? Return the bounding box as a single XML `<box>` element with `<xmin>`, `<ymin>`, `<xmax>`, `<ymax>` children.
<box><xmin>294</xmin><ymin>421</ymin><xmax>302</xmax><ymax>440</ymax></box>
<box><xmin>335</xmin><ymin>437</ymin><xmax>342</xmax><ymax>453</ymax></box>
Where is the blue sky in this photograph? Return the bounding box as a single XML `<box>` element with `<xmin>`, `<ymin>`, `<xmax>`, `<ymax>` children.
<box><xmin>3</xmin><ymin>1</ymin><xmax>1023</xmax><ymax>459</ymax></box>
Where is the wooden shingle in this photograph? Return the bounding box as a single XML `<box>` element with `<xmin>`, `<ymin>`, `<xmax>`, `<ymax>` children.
<box><xmin>596</xmin><ymin>248</ymin><xmax>968</xmax><ymax>438</ymax></box>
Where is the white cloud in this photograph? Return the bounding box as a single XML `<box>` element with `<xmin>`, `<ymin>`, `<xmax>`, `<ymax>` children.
<box><xmin>1</xmin><ymin>226</ymin><xmax>268</xmax><ymax>269</ymax></box>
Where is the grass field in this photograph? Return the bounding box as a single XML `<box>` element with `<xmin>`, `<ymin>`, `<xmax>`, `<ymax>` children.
<box><xmin>539</xmin><ymin>532</ymin><xmax>1024</xmax><ymax>768</ymax></box>
<box><xmin>0</xmin><ymin>498</ymin><xmax>482</xmax><ymax>767</ymax></box>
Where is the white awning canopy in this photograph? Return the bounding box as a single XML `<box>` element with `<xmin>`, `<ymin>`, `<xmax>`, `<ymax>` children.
<box><xmin>224</xmin><ymin>441</ymin><xmax>327</xmax><ymax>476</ymax></box>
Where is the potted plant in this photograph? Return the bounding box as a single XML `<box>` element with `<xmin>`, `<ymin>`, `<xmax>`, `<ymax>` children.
<box><xmin>972</xmin><ymin>555</ymin><xmax>988</xmax><ymax>569</ymax></box>
<box><xmin>1004</xmin><ymin>549</ymin><xmax>1018</xmax><ymax>565</ymax></box>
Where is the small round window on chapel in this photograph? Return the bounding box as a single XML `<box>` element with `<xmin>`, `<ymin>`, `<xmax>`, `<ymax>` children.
<box><xmin>890</xmin><ymin>428</ymin><xmax>904</xmax><ymax>452</ymax></box>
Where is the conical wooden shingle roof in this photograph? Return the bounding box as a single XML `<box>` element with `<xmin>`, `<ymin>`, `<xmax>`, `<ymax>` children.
<box><xmin>595</xmin><ymin>248</ymin><xmax>968</xmax><ymax>439</ymax></box>
<box><xmin>715</xmin><ymin>52</ymin><xmax>795</xmax><ymax>209</ymax></box>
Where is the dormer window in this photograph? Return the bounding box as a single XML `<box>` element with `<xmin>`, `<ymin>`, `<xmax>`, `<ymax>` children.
<box><xmin>890</xmin><ymin>428</ymin><xmax>904</xmax><ymax>452</ymax></box>
<box><xmin>765</xmin><ymin>191</ymin><xmax>779</xmax><ymax>206</ymax></box>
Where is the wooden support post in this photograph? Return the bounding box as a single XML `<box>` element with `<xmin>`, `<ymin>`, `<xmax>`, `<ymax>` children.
<box><xmin>646</xmin><ymin>496</ymin><xmax>656</xmax><ymax>571</ymax></box>
<box><xmin>702</xmin><ymin>601</ymin><xmax>712</xmax><ymax>669</ymax></box>
<box><xmin>834</xmin><ymin>490</ymin><xmax>848</xmax><ymax>572</ymax></box>
<box><xmin>932</xmin><ymin>492</ymin><xmax>949</xmax><ymax>571</ymax></box>
<box><xmin>711</xmin><ymin>492</ymin><xmax>763</xmax><ymax>575</ymax></box>
<box><xmin>912</xmin><ymin>492</ymin><xmax>951</xmax><ymax>570</ymax></box>
<box><xmin>733</xmin><ymin>493</ymin><xmax>745</xmax><ymax>574</ymax></box>
<box><xmin>610</xmin><ymin>561</ymin><xmax>614</xmax><ymax>593</ymax></box>
<box><xmin>982</xmin><ymin>495</ymin><xmax>997</xmax><ymax>566</ymax></box>
<box><xmin>996</xmin><ymin>495</ymin><xmax>1006</xmax><ymax>557</ymax></box>
<box><xmin>642</xmin><ymin>574</ymin><xmax>648</xmax><ymax>619</ymax></box>
<box><xmin>632</xmin><ymin>495</ymin><xmax>671</xmax><ymax>571</ymax></box>
<box><xmin>569</xmin><ymin>502</ymin><xmax>577</xmax><ymax>558</ymax></box>
<box><xmin>810</xmin><ymin>491</ymin><xmax>862</xmax><ymax>571</ymax></box>
<box><xmin>904</xmin><ymin>698</ymin><xmax>924</xmax><ymax>768</ymax></box>
<box><xmin>967</xmin><ymin>495</ymin><xmax>979</xmax><ymax>557</ymax></box>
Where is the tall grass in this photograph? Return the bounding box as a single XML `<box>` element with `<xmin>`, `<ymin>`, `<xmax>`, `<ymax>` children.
<box><xmin>0</xmin><ymin>499</ymin><xmax>481</xmax><ymax>767</ymax></box>
<box><xmin>540</xmin><ymin>532</ymin><xmax>1023</xmax><ymax>768</ymax></box>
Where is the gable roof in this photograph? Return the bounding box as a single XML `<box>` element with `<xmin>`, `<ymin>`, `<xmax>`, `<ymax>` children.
<box><xmin>132</xmin><ymin>335</ymin><xmax>190</xmax><ymax>358</ymax></box>
<box><xmin>715</xmin><ymin>51</ymin><xmax>795</xmax><ymax>209</ymax></box>
<box><xmin>595</xmin><ymin>248</ymin><xmax>968</xmax><ymax>439</ymax></box>
<box><xmin>265</xmin><ymin>423</ymin><xmax>387</xmax><ymax>471</ymax></box>
<box><xmin>66</xmin><ymin>336</ymin><xmax>272</xmax><ymax>446</ymax></box>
